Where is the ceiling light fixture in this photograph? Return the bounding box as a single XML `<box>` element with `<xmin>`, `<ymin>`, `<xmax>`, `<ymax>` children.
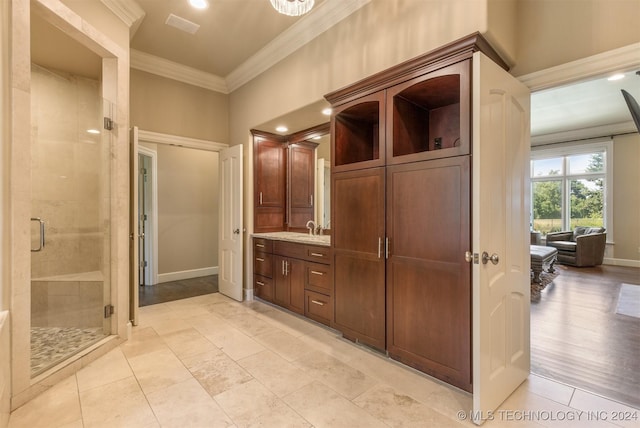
<box><xmin>276</xmin><ymin>126</ymin><xmax>288</xmax><ymax>133</ymax></box>
<box><xmin>270</xmin><ymin>0</ymin><xmax>314</xmax><ymax>16</ymax></box>
<box><xmin>321</xmin><ymin>108</ymin><xmax>332</xmax><ymax>116</ymax></box>
<box><xmin>189</xmin><ymin>0</ymin><xmax>208</xmax><ymax>9</ymax></box>
<box><xmin>607</xmin><ymin>73</ymin><xmax>625</xmax><ymax>81</ymax></box>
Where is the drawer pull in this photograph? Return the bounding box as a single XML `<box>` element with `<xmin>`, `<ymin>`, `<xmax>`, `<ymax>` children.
<box><xmin>256</xmin><ymin>243</ymin><xmax>265</xmax><ymax>248</ymax></box>
<box><xmin>311</xmin><ymin>299</ymin><xmax>325</xmax><ymax>306</ymax></box>
<box><xmin>256</xmin><ymin>257</ymin><xmax>265</xmax><ymax>262</ymax></box>
<box><xmin>256</xmin><ymin>281</ymin><xmax>265</xmax><ymax>286</ymax></box>
<box><xmin>310</xmin><ymin>252</ymin><xmax>324</xmax><ymax>257</ymax></box>
<box><xmin>310</xmin><ymin>270</ymin><xmax>324</xmax><ymax>276</ymax></box>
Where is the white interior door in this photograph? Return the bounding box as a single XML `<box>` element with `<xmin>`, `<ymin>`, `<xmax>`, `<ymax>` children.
<box><xmin>472</xmin><ymin>52</ymin><xmax>531</xmax><ymax>424</ymax></box>
<box><xmin>129</xmin><ymin>126</ymin><xmax>140</xmax><ymax>325</ymax></box>
<box><xmin>219</xmin><ymin>144</ymin><xmax>244</xmax><ymax>301</ymax></box>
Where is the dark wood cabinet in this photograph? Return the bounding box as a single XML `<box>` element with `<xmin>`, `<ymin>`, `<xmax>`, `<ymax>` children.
<box><xmin>288</xmin><ymin>143</ymin><xmax>316</xmax><ymax>232</ymax></box>
<box><xmin>253</xmin><ymin>237</ymin><xmax>332</xmax><ymax>325</ymax></box>
<box><xmin>253</xmin><ymin>134</ymin><xmax>286</xmax><ymax>233</ymax></box>
<box><xmin>385</xmin><ymin>157</ymin><xmax>471</xmax><ymax>390</ymax></box>
<box><xmin>273</xmin><ymin>255</ymin><xmax>304</xmax><ymax>314</ymax></box>
<box><xmin>324</xmin><ymin>33</ymin><xmax>504</xmax><ymax>392</ymax></box>
<box><xmin>332</xmin><ymin>168</ymin><xmax>386</xmax><ymax>350</ymax></box>
<box><xmin>253</xmin><ymin>238</ymin><xmax>274</xmax><ymax>302</ymax></box>
<box><xmin>252</xmin><ymin>130</ymin><xmax>319</xmax><ymax>233</ymax></box>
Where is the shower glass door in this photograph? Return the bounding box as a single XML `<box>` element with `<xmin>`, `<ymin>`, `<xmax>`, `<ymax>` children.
<box><xmin>30</xmin><ymin>64</ymin><xmax>112</xmax><ymax>377</ymax></box>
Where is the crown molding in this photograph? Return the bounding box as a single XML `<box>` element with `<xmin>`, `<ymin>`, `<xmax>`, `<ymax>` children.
<box><xmin>138</xmin><ymin>129</ymin><xmax>228</xmax><ymax>152</ymax></box>
<box><xmin>128</xmin><ymin>0</ymin><xmax>370</xmax><ymax>93</ymax></box>
<box><xmin>518</xmin><ymin>43</ymin><xmax>640</xmax><ymax>91</ymax></box>
<box><xmin>101</xmin><ymin>0</ymin><xmax>145</xmax><ymax>37</ymax></box>
<box><xmin>531</xmin><ymin>121</ymin><xmax>636</xmax><ymax>146</ymax></box>
<box><xmin>226</xmin><ymin>0</ymin><xmax>371</xmax><ymax>92</ymax></box>
<box><xmin>130</xmin><ymin>49</ymin><xmax>229</xmax><ymax>94</ymax></box>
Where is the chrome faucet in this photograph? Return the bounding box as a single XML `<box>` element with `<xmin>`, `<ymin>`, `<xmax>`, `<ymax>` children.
<box><xmin>306</xmin><ymin>220</ymin><xmax>316</xmax><ymax>236</ymax></box>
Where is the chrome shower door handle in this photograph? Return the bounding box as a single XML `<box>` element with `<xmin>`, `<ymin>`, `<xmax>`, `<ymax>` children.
<box><xmin>31</xmin><ymin>217</ymin><xmax>45</xmax><ymax>252</ymax></box>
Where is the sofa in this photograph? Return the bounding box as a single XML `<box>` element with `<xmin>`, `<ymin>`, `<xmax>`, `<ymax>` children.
<box><xmin>545</xmin><ymin>227</ymin><xmax>606</xmax><ymax>267</ymax></box>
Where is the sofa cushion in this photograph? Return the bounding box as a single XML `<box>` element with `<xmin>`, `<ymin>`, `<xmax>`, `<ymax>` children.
<box><xmin>573</xmin><ymin>226</ymin><xmax>605</xmax><ymax>240</ymax></box>
<box><xmin>547</xmin><ymin>240</ymin><xmax>577</xmax><ymax>252</ymax></box>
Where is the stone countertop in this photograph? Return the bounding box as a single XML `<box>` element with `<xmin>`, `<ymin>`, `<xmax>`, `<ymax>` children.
<box><xmin>252</xmin><ymin>231</ymin><xmax>330</xmax><ymax>247</ymax></box>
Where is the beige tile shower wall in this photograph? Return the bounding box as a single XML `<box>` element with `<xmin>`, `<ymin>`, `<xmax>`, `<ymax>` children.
<box><xmin>30</xmin><ymin>65</ymin><xmax>105</xmax><ymax>279</ymax></box>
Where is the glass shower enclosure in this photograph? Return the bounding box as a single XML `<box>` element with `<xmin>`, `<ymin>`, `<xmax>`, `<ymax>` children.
<box><xmin>29</xmin><ymin>63</ymin><xmax>112</xmax><ymax>377</ymax></box>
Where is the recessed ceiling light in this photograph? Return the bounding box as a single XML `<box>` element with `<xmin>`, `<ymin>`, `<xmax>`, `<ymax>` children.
<box><xmin>607</xmin><ymin>74</ymin><xmax>625</xmax><ymax>81</ymax></box>
<box><xmin>312</xmin><ymin>136</ymin><xmax>321</xmax><ymax>140</ymax></box>
<box><xmin>321</xmin><ymin>108</ymin><xmax>332</xmax><ymax>116</ymax></box>
<box><xmin>276</xmin><ymin>126</ymin><xmax>288</xmax><ymax>133</ymax></box>
<box><xmin>189</xmin><ymin>0</ymin><xmax>208</xmax><ymax>10</ymax></box>
<box><xmin>87</xmin><ymin>129</ymin><xmax>100</xmax><ymax>134</ymax></box>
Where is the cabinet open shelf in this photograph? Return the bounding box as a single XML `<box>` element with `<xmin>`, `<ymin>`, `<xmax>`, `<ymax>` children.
<box><xmin>334</xmin><ymin>101</ymin><xmax>380</xmax><ymax>166</ymax></box>
<box><xmin>392</xmin><ymin>74</ymin><xmax>461</xmax><ymax>156</ymax></box>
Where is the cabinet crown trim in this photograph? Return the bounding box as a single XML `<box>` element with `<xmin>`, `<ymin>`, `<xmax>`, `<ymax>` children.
<box><xmin>324</xmin><ymin>32</ymin><xmax>507</xmax><ymax>107</ymax></box>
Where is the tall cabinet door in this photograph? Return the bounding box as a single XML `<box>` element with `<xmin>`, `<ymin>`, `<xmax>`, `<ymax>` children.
<box><xmin>254</xmin><ymin>138</ymin><xmax>286</xmax><ymax>232</ymax></box>
<box><xmin>288</xmin><ymin>143</ymin><xmax>315</xmax><ymax>231</ymax></box>
<box><xmin>386</xmin><ymin>157</ymin><xmax>471</xmax><ymax>392</ymax></box>
<box><xmin>333</xmin><ymin>168</ymin><xmax>386</xmax><ymax>350</ymax></box>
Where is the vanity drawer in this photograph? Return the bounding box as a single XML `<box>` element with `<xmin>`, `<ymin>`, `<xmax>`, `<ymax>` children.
<box><xmin>305</xmin><ymin>262</ymin><xmax>332</xmax><ymax>293</ymax></box>
<box><xmin>273</xmin><ymin>240</ymin><xmax>308</xmax><ymax>259</ymax></box>
<box><xmin>254</xmin><ymin>238</ymin><xmax>273</xmax><ymax>253</ymax></box>
<box><xmin>306</xmin><ymin>246</ymin><xmax>331</xmax><ymax>262</ymax></box>
<box><xmin>254</xmin><ymin>275</ymin><xmax>273</xmax><ymax>302</ymax></box>
<box><xmin>305</xmin><ymin>290</ymin><xmax>332</xmax><ymax>326</ymax></box>
<box><xmin>254</xmin><ymin>251</ymin><xmax>273</xmax><ymax>278</ymax></box>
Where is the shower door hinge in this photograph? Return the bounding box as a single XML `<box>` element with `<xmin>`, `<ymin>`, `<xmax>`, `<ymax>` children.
<box><xmin>104</xmin><ymin>304</ymin><xmax>115</xmax><ymax>319</ymax></box>
<box><xmin>104</xmin><ymin>117</ymin><xmax>114</xmax><ymax>131</ymax></box>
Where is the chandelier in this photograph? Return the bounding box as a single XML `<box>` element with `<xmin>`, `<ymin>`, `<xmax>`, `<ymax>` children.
<box><xmin>270</xmin><ymin>0</ymin><xmax>314</xmax><ymax>16</ymax></box>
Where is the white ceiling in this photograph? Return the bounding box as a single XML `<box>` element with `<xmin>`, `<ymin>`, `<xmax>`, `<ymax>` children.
<box><xmin>34</xmin><ymin>0</ymin><xmax>640</xmax><ymax>141</ymax></box>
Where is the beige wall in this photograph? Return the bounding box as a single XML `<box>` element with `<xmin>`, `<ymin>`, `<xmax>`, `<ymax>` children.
<box><xmin>512</xmin><ymin>0</ymin><xmax>640</xmax><ymax>76</ymax></box>
<box><xmin>613</xmin><ymin>133</ymin><xmax>640</xmax><ymax>261</ymax></box>
<box><xmin>131</xmin><ymin>69</ymin><xmax>229</xmax><ymax>143</ymax></box>
<box><xmin>156</xmin><ymin>145</ymin><xmax>219</xmax><ymax>275</ymax></box>
<box><xmin>1</xmin><ymin>0</ymin><xmax>9</xmax><ymax>423</ymax></box>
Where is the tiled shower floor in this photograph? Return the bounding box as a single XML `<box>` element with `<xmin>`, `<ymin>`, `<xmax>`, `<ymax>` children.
<box><xmin>30</xmin><ymin>326</ymin><xmax>106</xmax><ymax>376</ymax></box>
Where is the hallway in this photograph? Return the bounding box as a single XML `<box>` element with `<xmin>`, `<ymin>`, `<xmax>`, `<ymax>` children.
<box><xmin>9</xmin><ymin>293</ymin><xmax>638</xmax><ymax>427</ymax></box>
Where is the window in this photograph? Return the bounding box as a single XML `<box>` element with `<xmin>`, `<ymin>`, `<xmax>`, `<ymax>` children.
<box><xmin>531</xmin><ymin>141</ymin><xmax>612</xmax><ymax>237</ymax></box>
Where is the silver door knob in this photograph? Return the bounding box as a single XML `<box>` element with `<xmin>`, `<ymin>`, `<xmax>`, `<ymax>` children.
<box><xmin>233</xmin><ymin>229</ymin><xmax>240</xmax><ymax>234</ymax></box>
<box><xmin>482</xmin><ymin>252</ymin><xmax>499</xmax><ymax>265</ymax></box>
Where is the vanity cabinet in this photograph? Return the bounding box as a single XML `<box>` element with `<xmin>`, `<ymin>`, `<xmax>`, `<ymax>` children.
<box><xmin>253</xmin><ymin>238</ymin><xmax>274</xmax><ymax>301</ymax></box>
<box><xmin>287</xmin><ymin>143</ymin><xmax>316</xmax><ymax>232</ymax></box>
<box><xmin>253</xmin><ymin>237</ymin><xmax>333</xmax><ymax>326</ymax></box>
<box><xmin>253</xmin><ymin>135</ymin><xmax>286</xmax><ymax>232</ymax></box>
<box><xmin>326</xmin><ymin>33</ymin><xmax>519</xmax><ymax>393</ymax></box>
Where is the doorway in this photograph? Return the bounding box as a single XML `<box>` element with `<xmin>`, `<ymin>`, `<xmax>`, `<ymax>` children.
<box><xmin>130</xmin><ymin>131</ymin><xmax>228</xmax><ymax>319</ymax></box>
<box><xmin>137</xmin><ymin>148</ymin><xmax>157</xmax><ymax>287</ymax></box>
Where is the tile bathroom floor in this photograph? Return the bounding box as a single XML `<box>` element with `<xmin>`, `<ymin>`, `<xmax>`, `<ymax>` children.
<box><xmin>9</xmin><ymin>293</ymin><xmax>640</xmax><ymax>428</ymax></box>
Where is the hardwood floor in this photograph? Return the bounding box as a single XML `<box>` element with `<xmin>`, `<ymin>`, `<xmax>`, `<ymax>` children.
<box><xmin>139</xmin><ymin>275</ymin><xmax>218</xmax><ymax>306</ymax></box>
<box><xmin>530</xmin><ymin>263</ymin><xmax>640</xmax><ymax>409</ymax></box>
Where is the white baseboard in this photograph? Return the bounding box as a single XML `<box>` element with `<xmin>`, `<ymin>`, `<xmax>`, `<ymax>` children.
<box><xmin>157</xmin><ymin>266</ymin><xmax>218</xmax><ymax>284</ymax></box>
<box><xmin>603</xmin><ymin>258</ymin><xmax>640</xmax><ymax>268</ymax></box>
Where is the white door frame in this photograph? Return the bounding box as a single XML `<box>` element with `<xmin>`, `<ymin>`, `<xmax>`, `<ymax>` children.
<box><xmin>138</xmin><ymin>145</ymin><xmax>158</xmax><ymax>286</ymax></box>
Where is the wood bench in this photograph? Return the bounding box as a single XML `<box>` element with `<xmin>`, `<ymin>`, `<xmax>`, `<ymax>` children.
<box><xmin>530</xmin><ymin>245</ymin><xmax>557</xmax><ymax>285</ymax></box>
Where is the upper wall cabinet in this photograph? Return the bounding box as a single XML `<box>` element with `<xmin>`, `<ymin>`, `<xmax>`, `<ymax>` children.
<box><xmin>331</xmin><ymin>59</ymin><xmax>471</xmax><ymax>173</ymax></box>
<box><xmin>252</xmin><ymin>126</ymin><xmax>324</xmax><ymax>233</ymax></box>
<box><xmin>332</xmin><ymin>92</ymin><xmax>385</xmax><ymax>172</ymax></box>
<box><xmin>253</xmin><ymin>133</ymin><xmax>287</xmax><ymax>232</ymax></box>
<box><xmin>386</xmin><ymin>60</ymin><xmax>470</xmax><ymax>165</ymax></box>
